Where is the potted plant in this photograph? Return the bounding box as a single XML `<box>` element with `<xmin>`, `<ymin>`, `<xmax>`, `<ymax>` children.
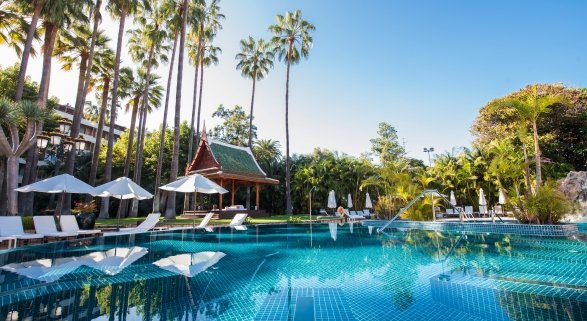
<box><xmin>72</xmin><ymin>200</ymin><xmax>98</xmax><ymax>229</ymax></box>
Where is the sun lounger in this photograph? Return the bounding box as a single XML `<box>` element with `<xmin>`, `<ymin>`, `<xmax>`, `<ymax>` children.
<box><xmin>33</xmin><ymin>216</ymin><xmax>78</xmax><ymax>240</ymax></box>
<box><xmin>59</xmin><ymin>215</ymin><xmax>102</xmax><ymax>237</ymax></box>
<box><xmin>345</xmin><ymin>210</ymin><xmax>364</xmax><ymax>221</ymax></box>
<box><xmin>229</xmin><ymin>213</ymin><xmax>248</xmax><ymax>229</ymax></box>
<box><xmin>0</xmin><ymin>217</ymin><xmax>45</xmax><ymax>246</ymax></box>
<box><xmin>196</xmin><ymin>213</ymin><xmax>214</xmax><ymax>229</ymax></box>
<box><xmin>362</xmin><ymin>209</ymin><xmax>371</xmax><ymax>218</ymax></box>
<box><xmin>104</xmin><ymin>213</ymin><xmax>161</xmax><ymax>236</ymax></box>
<box><xmin>494</xmin><ymin>205</ymin><xmax>504</xmax><ymax>215</ymax></box>
<box><xmin>464</xmin><ymin>206</ymin><xmax>474</xmax><ymax>219</ymax></box>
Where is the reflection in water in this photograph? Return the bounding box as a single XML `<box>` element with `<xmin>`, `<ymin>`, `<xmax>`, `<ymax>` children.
<box><xmin>153</xmin><ymin>252</ymin><xmax>226</xmax><ymax>277</ymax></box>
<box><xmin>0</xmin><ymin>225</ymin><xmax>584</xmax><ymax>320</ymax></box>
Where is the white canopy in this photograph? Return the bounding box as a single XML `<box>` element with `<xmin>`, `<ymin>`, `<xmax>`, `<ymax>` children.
<box><xmin>498</xmin><ymin>188</ymin><xmax>507</xmax><ymax>205</ymax></box>
<box><xmin>159</xmin><ymin>174</ymin><xmax>228</xmax><ymax>194</ymax></box>
<box><xmin>365</xmin><ymin>192</ymin><xmax>373</xmax><ymax>209</ymax></box>
<box><xmin>347</xmin><ymin>193</ymin><xmax>353</xmax><ymax>208</ymax></box>
<box><xmin>84</xmin><ymin>247</ymin><xmax>148</xmax><ymax>276</ymax></box>
<box><xmin>450</xmin><ymin>190</ymin><xmax>457</xmax><ymax>206</ymax></box>
<box><xmin>153</xmin><ymin>252</ymin><xmax>226</xmax><ymax>277</ymax></box>
<box><xmin>93</xmin><ymin>177</ymin><xmax>153</xmax><ymax>200</ymax></box>
<box><xmin>14</xmin><ymin>173</ymin><xmax>95</xmax><ymax>194</ymax></box>
<box><xmin>327</xmin><ymin>190</ymin><xmax>336</xmax><ymax>208</ymax></box>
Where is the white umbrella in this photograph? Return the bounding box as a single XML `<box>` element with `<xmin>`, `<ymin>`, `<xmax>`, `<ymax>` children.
<box><xmin>498</xmin><ymin>188</ymin><xmax>507</xmax><ymax>205</ymax></box>
<box><xmin>15</xmin><ymin>173</ymin><xmax>95</xmax><ymax>194</ymax></box>
<box><xmin>328</xmin><ymin>222</ymin><xmax>337</xmax><ymax>241</ymax></box>
<box><xmin>450</xmin><ymin>190</ymin><xmax>457</xmax><ymax>206</ymax></box>
<box><xmin>153</xmin><ymin>252</ymin><xmax>226</xmax><ymax>277</ymax></box>
<box><xmin>478</xmin><ymin>188</ymin><xmax>487</xmax><ymax>206</ymax></box>
<box><xmin>93</xmin><ymin>177</ymin><xmax>153</xmax><ymax>200</ymax></box>
<box><xmin>347</xmin><ymin>193</ymin><xmax>353</xmax><ymax>209</ymax></box>
<box><xmin>159</xmin><ymin>174</ymin><xmax>228</xmax><ymax>194</ymax></box>
<box><xmin>83</xmin><ymin>247</ymin><xmax>148</xmax><ymax>276</ymax></box>
<box><xmin>327</xmin><ymin>190</ymin><xmax>336</xmax><ymax>209</ymax></box>
<box><xmin>1</xmin><ymin>257</ymin><xmax>87</xmax><ymax>282</ymax></box>
<box><xmin>365</xmin><ymin>192</ymin><xmax>373</xmax><ymax>209</ymax></box>
<box><xmin>93</xmin><ymin>177</ymin><xmax>153</xmax><ymax>228</ymax></box>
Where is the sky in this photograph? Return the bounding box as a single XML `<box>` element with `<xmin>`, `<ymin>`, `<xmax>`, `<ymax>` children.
<box><xmin>2</xmin><ymin>0</ymin><xmax>587</xmax><ymax>162</ymax></box>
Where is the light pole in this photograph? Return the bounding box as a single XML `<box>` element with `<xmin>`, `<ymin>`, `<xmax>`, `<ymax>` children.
<box><xmin>423</xmin><ymin>147</ymin><xmax>434</xmax><ymax>167</ymax></box>
<box><xmin>423</xmin><ymin>147</ymin><xmax>435</xmax><ymax>221</ymax></box>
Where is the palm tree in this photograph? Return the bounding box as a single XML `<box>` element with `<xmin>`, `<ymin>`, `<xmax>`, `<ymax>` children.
<box><xmin>13</xmin><ymin>0</ymin><xmax>44</xmax><ymax>102</ymax></box>
<box><xmin>496</xmin><ymin>85</ymin><xmax>566</xmax><ymax>192</ymax></box>
<box><xmin>55</xmin><ymin>23</ymin><xmax>111</xmax><ymax>215</ymax></box>
<box><xmin>101</xmin><ymin>0</ymin><xmax>148</xmax><ymax>218</ymax></box>
<box><xmin>185</xmin><ymin>0</ymin><xmax>223</xmax><ymax>161</ymax></box>
<box><xmin>235</xmin><ymin>36</ymin><xmax>274</xmax><ymax>148</ymax></box>
<box><xmin>84</xmin><ymin>101</ymin><xmax>100</xmax><ymax>122</ymax></box>
<box><xmin>165</xmin><ymin>0</ymin><xmax>189</xmax><ymax>219</ymax></box>
<box><xmin>0</xmin><ymin>98</ymin><xmax>44</xmax><ymax>215</ymax></box>
<box><xmin>269</xmin><ymin>9</ymin><xmax>315</xmax><ymax>214</ymax></box>
<box><xmin>153</xmin><ymin>0</ymin><xmax>181</xmax><ymax>213</ymax></box>
<box><xmin>0</xmin><ymin>0</ymin><xmax>32</xmax><ymax>58</ymax></box>
<box><xmin>191</xmin><ymin>39</ymin><xmax>220</xmax><ymax>147</ymax></box>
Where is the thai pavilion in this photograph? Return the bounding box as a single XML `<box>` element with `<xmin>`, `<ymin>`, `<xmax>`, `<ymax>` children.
<box><xmin>184</xmin><ymin>129</ymin><xmax>279</xmax><ymax>218</ymax></box>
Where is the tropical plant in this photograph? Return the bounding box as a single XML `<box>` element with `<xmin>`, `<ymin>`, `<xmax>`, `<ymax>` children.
<box><xmin>493</xmin><ymin>85</ymin><xmax>567</xmax><ymax>192</ymax></box>
<box><xmin>235</xmin><ymin>36</ymin><xmax>274</xmax><ymax>147</ymax></box>
<box><xmin>269</xmin><ymin>9</ymin><xmax>315</xmax><ymax>214</ymax></box>
<box><xmin>101</xmin><ymin>0</ymin><xmax>149</xmax><ymax>218</ymax></box>
<box><xmin>165</xmin><ymin>0</ymin><xmax>190</xmax><ymax>219</ymax></box>
<box><xmin>153</xmin><ymin>0</ymin><xmax>182</xmax><ymax>213</ymax></box>
<box><xmin>0</xmin><ymin>98</ymin><xmax>45</xmax><ymax>215</ymax></box>
<box><xmin>209</xmin><ymin>104</ymin><xmax>256</xmax><ymax>146</ymax></box>
<box><xmin>514</xmin><ymin>181</ymin><xmax>571</xmax><ymax>224</ymax></box>
<box><xmin>0</xmin><ymin>0</ymin><xmax>31</xmax><ymax>58</ymax></box>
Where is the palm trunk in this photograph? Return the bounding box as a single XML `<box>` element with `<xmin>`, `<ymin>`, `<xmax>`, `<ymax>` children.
<box><xmin>15</xmin><ymin>0</ymin><xmax>43</xmax><ymax>101</ymax></box>
<box><xmin>0</xmin><ymin>157</ymin><xmax>5</xmax><ymax>216</ymax></box>
<box><xmin>6</xmin><ymin>156</ymin><xmax>18</xmax><ymax>215</ymax></box>
<box><xmin>19</xmin><ymin>22</ymin><xmax>57</xmax><ymax>215</ymax></box>
<box><xmin>86</xmin><ymin>77</ymin><xmax>110</xmax><ymax>202</ymax></box>
<box><xmin>532</xmin><ymin>120</ymin><xmax>542</xmax><ymax>192</ymax></box>
<box><xmin>195</xmin><ymin>60</ymin><xmax>204</xmax><ymax>145</ymax></box>
<box><xmin>153</xmin><ymin>30</ymin><xmax>178</xmax><ymax>213</ymax></box>
<box><xmin>123</xmin><ymin>98</ymin><xmax>140</xmax><ymax>177</ymax></box>
<box><xmin>165</xmin><ymin>0</ymin><xmax>189</xmax><ymax>219</ymax></box>
<box><xmin>100</xmin><ymin>10</ymin><xmax>127</xmax><ymax>219</ymax></box>
<box><xmin>62</xmin><ymin>55</ymin><xmax>89</xmax><ymax>215</ymax></box>
<box><xmin>522</xmin><ymin>144</ymin><xmax>533</xmax><ymax>197</ymax></box>
<box><xmin>284</xmin><ymin>42</ymin><xmax>293</xmax><ymax>215</ymax></box>
<box><xmin>187</xmin><ymin>50</ymin><xmax>200</xmax><ymax>166</ymax></box>
<box><xmin>248</xmin><ymin>74</ymin><xmax>256</xmax><ymax>148</ymax></box>
<box><xmin>130</xmin><ymin>106</ymin><xmax>148</xmax><ymax>217</ymax></box>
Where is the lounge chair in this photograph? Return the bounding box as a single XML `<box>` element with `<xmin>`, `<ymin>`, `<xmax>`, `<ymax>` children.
<box><xmin>196</xmin><ymin>213</ymin><xmax>214</xmax><ymax>229</ymax></box>
<box><xmin>479</xmin><ymin>205</ymin><xmax>488</xmax><ymax>217</ymax></box>
<box><xmin>494</xmin><ymin>205</ymin><xmax>504</xmax><ymax>215</ymax></box>
<box><xmin>0</xmin><ymin>236</ymin><xmax>17</xmax><ymax>249</ymax></box>
<box><xmin>33</xmin><ymin>216</ymin><xmax>78</xmax><ymax>240</ymax></box>
<box><xmin>104</xmin><ymin>213</ymin><xmax>162</xmax><ymax>236</ymax></box>
<box><xmin>59</xmin><ymin>215</ymin><xmax>102</xmax><ymax>237</ymax></box>
<box><xmin>319</xmin><ymin>209</ymin><xmax>332</xmax><ymax>216</ymax></box>
<box><xmin>464</xmin><ymin>206</ymin><xmax>474</xmax><ymax>219</ymax></box>
<box><xmin>0</xmin><ymin>217</ymin><xmax>44</xmax><ymax>246</ymax></box>
<box><xmin>229</xmin><ymin>213</ymin><xmax>248</xmax><ymax>230</ymax></box>
<box><xmin>362</xmin><ymin>209</ymin><xmax>371</xmax><ymax>218</ymax></box>
<box><xmin>344</xmin><ymin>209</ymin><xmax>364</xmax><ymax>221</ymax></box>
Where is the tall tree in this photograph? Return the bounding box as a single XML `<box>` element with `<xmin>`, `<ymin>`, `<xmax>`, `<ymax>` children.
<box><xmin>0</xmin><ymin>98</ymin><xmax>44</xmax><ymax>215</ymax></box>
<box><xmin>165</xmin><ymin>0</ymin><xmax>189</xmax><ymax>219</ymax></box>
<box><xmin>235</xmin><ymin>36</ymin><xmax>274</xmax><ymax>148</ymax></box>
<box><xmin>153</xmin><ymin>0</ymin><xmax>182</xmax><ymax>213</ymax></box>
<box><xmin>101</xmin><ymin>0</ymin><xmax>148</xmax><ymax>218</ymax></box>
<box><xmin>13</xmin><ymin>0</ymin><xmax>43</xmax><ymax>102</ymax></box>
<box><xmin>269</xmin><ymin>10</ymin><xmax>315</xmax><ymax>214</ymax></box>
<box><xmin>0</xmin><ymin>0</ymin><xmax>33</xmax><ymax>58</ymax></box>
<box><xmin>495</xmin><ymin>85</ymin><xmax>566</xmax><ymax>192</ymax></box>
<box><xmin>186</xmin><ymin>0</ymin><xmax>223</xmax><ymax>166</ymax></box>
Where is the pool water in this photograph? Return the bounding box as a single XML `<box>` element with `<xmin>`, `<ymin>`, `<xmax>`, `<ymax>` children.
<box><xmin>0</xmin><ymin>223</ymin><xmax>585</xmax><ymax>320</ymax></box>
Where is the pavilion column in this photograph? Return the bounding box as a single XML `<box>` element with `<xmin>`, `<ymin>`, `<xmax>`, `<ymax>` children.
<box><xmin>219</xmin><ymin>179</ymin><xmax>223</xmax><ymax>210</ymax></box>
<box><xmin>255</xmin><ymin>183</ymin><xmax>260</xmax><ymax>210</ymax></box>
<box><xmin>231</xmin><ymin>180</ymin><xmax>235</xmax><ymax>206</ymax></box>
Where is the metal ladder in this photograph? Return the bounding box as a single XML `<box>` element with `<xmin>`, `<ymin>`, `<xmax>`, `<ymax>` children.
<box><xmin>377</xmin><ymin>189</ymin><xmax>458</xmax><ymax>233</ymax></box>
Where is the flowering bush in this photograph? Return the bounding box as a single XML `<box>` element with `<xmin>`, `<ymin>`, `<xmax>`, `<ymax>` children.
<box><xmin>72</xmin><ymin>200</ymin><xmax>97</xmax><ymax>214</ymax></box>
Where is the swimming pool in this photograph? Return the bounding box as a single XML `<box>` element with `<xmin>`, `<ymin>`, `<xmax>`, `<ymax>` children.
<box><xmin>0</xmin><ymin>223</ymin><xmax>585</xmax><ymax>320</ymax></box>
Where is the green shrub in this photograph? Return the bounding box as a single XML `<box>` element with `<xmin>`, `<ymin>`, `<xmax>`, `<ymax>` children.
<box><xmin>523</xmin><ymin>182</ymin><xmax>571</xmax><ymax>224</ymax></box>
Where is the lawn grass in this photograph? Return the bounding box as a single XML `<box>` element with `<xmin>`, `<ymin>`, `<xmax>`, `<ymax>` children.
<box><xmin>94</xmin><ymin>214</ymin><xmax>327</xmax><ymax>227</ymax></box>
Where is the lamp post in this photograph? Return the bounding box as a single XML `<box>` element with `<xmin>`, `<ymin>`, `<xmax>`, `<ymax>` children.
<box><xmin>36</xmin><ymin>118</ymin><xmax>86</xmax><ymax>212</ymax></box>
<box><xmin>423</xmin><ymin>147</ymin><xmax>434</xmax><ymax>167</ymax></box>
